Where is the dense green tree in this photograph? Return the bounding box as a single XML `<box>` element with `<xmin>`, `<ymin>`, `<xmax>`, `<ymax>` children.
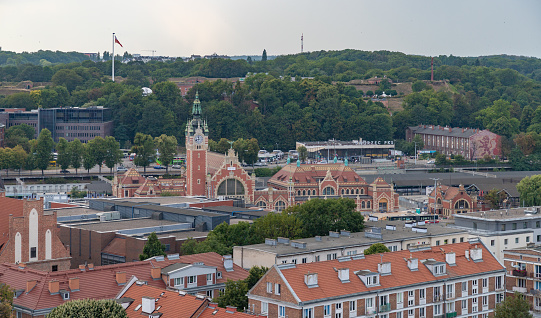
<box><xmin>214</xmin><ymin>266</ymin><xmax>268</xmax><ymax>312</ymax></box>
<box><xmin>69</xmin><ymin>139</ymin><xmax>84</xmax><ymax>174</ymax></box>
<box><xmin>0</xmin><ymin>283</ymin><xmax>14</xmax><ymax>318</ymax></box>
<box><xmin>47</xmin><ymin>299</ymin><xmax>127</xmax><ymax>318</ymax></box>
<box><xmin>364</xmin><ymin>243</ymin><xmax>391</xmax><ymax>255</ymax></box>
<box><xmin>297</xmin><ymin>145</ymin><xmax>308</xmax><ymax>162</ymax></box>
<box><xmin>5</xmin><ymin>124</ymin><xmax>35</xmax><ymax>151</ymax></box>
<box><xmin>51</xmin><ymin>69</ymin><xmax>84</xmax><ymax>92</ymax></box>
<box><xmin>517</xmin><ymin>175</ymin><xmax>541</xmax><ymax>206</ymax></box>
<box><xmin>139</xmin><ymin>232</ymin><xmax>166</xmax><ymax>261</ymax></box>
<box><xmin>87</xmin><ymin>136</ymin><xmax>107</xmax><ymax>173</ymax></box>
<box><xmin>132</xmin><ymin>133</ymin><xmax>155</xmax><ymax>173</ymax></box>
<box><xmin>155</xmin><ymin>134</ymin><xmax>178</xmax><ymax>172</ymax></box>
<box><xmin>252</xmin><ymin>211</ymin><xmax>304</xmax><ymax>239</ymax></box>
<box><xmin>82</xmin><ymin>143</ymin><xmax>96</xmax><ymax>173</ymax></box>
<box><xmin>10</xmin><ymin>145</ymin><xmax>27</xmax><ymax>175</ymax></box>
<box><xmin>56</xmin><ymin>138</ymin><xmax>71</xmax><ymax>171</ymax></box>
<box><xmin>494</xmin><ymin>291</ymin><xmax>532</xmax><ymax>318</ymax></box>
<box><xmin>34</xmin><ymin>129</ymin><xmax>54</xmax><ymax>175</ymax></box>
<box><xmin>103</xmin><ymin>136</ymin><xmax>123</xmax><ymax>172</ymax></box>
<box><xmin>286</xmin><ymin>198</ymin><xmax>364</xmax><ymax>237</ymax></box>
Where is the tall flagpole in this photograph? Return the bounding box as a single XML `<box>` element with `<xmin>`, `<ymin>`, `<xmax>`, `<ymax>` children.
<box><xmin>112</xmin><ymin>33</ymin><xmax>115</xmax><ymax>82</ymax></box>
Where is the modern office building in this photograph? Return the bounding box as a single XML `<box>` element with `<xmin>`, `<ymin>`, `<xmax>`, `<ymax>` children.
<box><xmin>450</xmin><ymin>207</ymin><xmax>541</xmax><ymax>262</ymax></box>
<box><xmin>0</xmin><ymin>107</ymin><xmax>113</xmax><ymax>142</ymax></box>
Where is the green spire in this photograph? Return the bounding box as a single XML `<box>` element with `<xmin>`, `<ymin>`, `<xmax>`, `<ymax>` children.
<box><xmin>192</xmin><ymin>91</ymin><xmax>201</xmax><ymax>117</ymax></box>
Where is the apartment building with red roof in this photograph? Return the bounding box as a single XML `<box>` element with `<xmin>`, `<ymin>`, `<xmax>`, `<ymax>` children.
<box><xmin>248</xmin><ymin>240</ymin><xmax>505</xmax><ymax>318</ymax></box>
<box><xmin>116</xmin><ymin>282</ymin><xmax>262</xmax><ymax>318</ymax></box>
<box><xmin>0</xmin><ymin>252</ymin><xmax>247</xmax><ymax>317</ymax></box>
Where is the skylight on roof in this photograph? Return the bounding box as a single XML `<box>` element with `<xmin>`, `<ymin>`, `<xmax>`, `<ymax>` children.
<box><xmin>135</xmin><ymin>304</ymin><xmax>142</xmax><ymax>311</ymax></box>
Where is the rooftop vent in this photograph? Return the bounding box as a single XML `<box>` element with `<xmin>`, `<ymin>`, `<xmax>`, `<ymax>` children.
<box><xmin>340</xmin><ymin>230</ymin><xmax>351</xmax><ymax>237</ymax></box>
<box><xmin>277</xmin><ymin>237</ymin><xmax>290</xmax><ymax>245</ymax></box>
<box><xmin>337</xmin><ymin>268</ymin><xmax>350</xmax><ymax>283</ymax></box>
<box><xmin>304</xmin><ymin>273</ymin><xmax>318</xmax><ymax>288</ymax></box>
<box><xmin>315</xmin><ymin>236</ymin><xmax>322</xmax><ymax>241</ymax></box>
<box><xmin>291</xmin><ymin>241</ymin><xmax>307</xmax><ymax>249</ymax></box>
<box><xmin>378</xmin><ymin>262</ymin><xmax>391</xmax><ymax>276</ymax></box>
<box><xmin>445</xmin><ymin>252</ymin><xmax>456</xmax><ymax>266</ymax></box>
<box><xmin>329</xmin><ymin>231</ymin><xmax>340</xmax><ymax>238</ymax></box>
<box><xmin>364</xmin><ymin>227</ymin><xmax>383</xmax><ymax>240</ymax></box>
<box><xmin>223</xmin><ymin>255</ymin><xmax>234</xmax><ymax>272</ymax></box>
<box><xmin>142</xmin><ymin>297</ymin><xmax>155</xmax><ymax>314</ymax></box>
<box><xmin>265</xmin><ymin>238</ymin><xmax>277</xmax><ymax>246</ymax></box>
<box><xmin>385</xmin><ymin>224</ymin><xmax>396</xmax><ymax>231</ymax></box>
<box><xmin>406</xmin><ymin>258</ymin><xmax>418</xmax><ymax>271</ymax></box>
<box><xmin>470</xmin><ymin>247</ymin><xmax>483</xmax><ymax>262</ymax></box>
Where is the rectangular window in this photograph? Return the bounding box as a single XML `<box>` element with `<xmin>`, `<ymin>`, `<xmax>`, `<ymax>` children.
<box><xmin>524</xmin><ymin>222</ymin><xmax>528</xmax><ymax>229</ymax></box>
<box><xmin>174</xmin><ymin>277</ymin><xmax>184</xmax><ymax>286</ymax></box>
<box><xmin>483</xmin><ymin>296</ymin><xmax>488</xmax><ymax>306</ymax></box>
<box><xmin>30</xmin><ymin>247</ymin><xmax>36</xmax><ymax>258</ymax></box>
<box><xmin>397</xmin><ymin>292</ymin><xmax>403</xmax><ymax>304</ymax></box>
<box><xmin>501</xmin><ymin>224</ymin><xmax>506</xmax><ymax>231</ymax></box>
<box><xmin>324</xmin><ymin>305</ymin><xmax>331</xmax><ymax>317</ymax></box>
<box><xmin>513</xmin><ymin>223</ymin><xmax>517</xmax><ymax>230</ymax></box>
<box><xmin>433</xmin><ymin>304</ymin><xmax>441</xmax><ymax>315</ymax></box>
<box><xmin>278</xmin><ymin>306</ymin><xmax>285</xmax><ymax>318</ymax></box>
<box><xmin>496</xmin><ymin>275</ymin><xmax>503</xmax><ymax>289</ymax></box>
<box><xmin>327</xmin><ymin>254</ymin><xmax>332</xmax><ymax>261</ymax></box>
<box><xmin>472</xmin><ymin>280</ymin><xmax>478</xmax><ymax>294</ymax></box>
<box><xmin>516</xmin><ymin>237</ymin><xmax>519</xmax><ymax>244</ymax></box>
<box><xmin>460</xmin><ymin>237</ymin><xmax>464</xmax><ymax>242</ymax></box>
<box><xmin>482</xmin><ymin>278</ymin><xmax>488</xmax><ymax>288</ymax></box>
<box><xmin>452</xmin><ymin>238</ymin><xmax>456</xmax><ymax>243</ymax></box>
<box><xmin>419</xmin><ymin>307</ymin><xmax>425</xmax><ymax>317</ymax></box>
<box><xmin>349</xmin><ymin>301</ymin><xmax>356</xmax><ymax>312</ymax></box>
<box><xmin>292</xmin><ymin>259</ymin><xmax>297</xmax><ymax>264</ymax></box>
<box><xmin>496</xmin><ymin>293</ymin><xmax>504</xmax><ymax>304</ymax></box>
<box><xmin>302</xmin><ymin>258</ymin><xmax>307</xmax><ymax>264</ymax></box>
<box><xmin>518</xmin><ymin>279</ymin><xmax>526</xmax><ymax>288</ymax></box>
<box><xmin>396</xmin><ymin>312</ymin><xmax>402</xmax><ymax>318</ymax></box>
<box><xmin>408</xmin><ymin>309</ymin><xmax>414</xmax><ymax>317</ymax></box>
<box><xmin>315</xmin><ymin>255</ymin><xmax>320</xmax><ymax>262</ymax></box>
<box><xmin>366</xmin><ymin>298</ymin><xmax>373</xmax><ymax>309</ymax></box>
<box><xmin>266</xmin><ymin>282</ymin><xmax>272</xmax><ymax>293</ymax></box>
<box><xmin>462</xmin><ymin>282</ymin><xmax>467</xmax><ymax>292</ymax></box>
<box><xmin>188</xmin><ymin>276</ymin><xmax>196</xmax><ymax>284</ymax></box>
<box><xmin>462</xmin><ymin>299</ymin><xmax>467</xmax><ymax>310</ymax></box>
<box><xmin>261</xmin><ymin>302</ymin><xmax>268</xmax><ymax>314</ymax></box>
<box><xmin>207</xmin><ymin>274</ymin><xmax>212</xmax><ymax>283</ymax></box>
<box><xmin>275</xmin><ymin>283</ymin><xmax>281</xmax><ymax>295</ymax></box>
<box><xmin>504</xmin><ymin>239</ymin><xmax>508</xmax><ymax>245</ymax></box>
<box><xmin>303</xmin><ymin>308</ymin><xmax>313</xmax><ymax>318</ymax></box>
<box><xmin>419</xmin><ymin>288</ymin><xmax>425</xmax><ymax>299</ymax></box>
<box><xmin>538</xmin><ymin>235</ymin><xmax>541</xmax><ymax>242</ymax></box>
<box><xmin>436</xmin><ymin>240</ymin><xmax>440</xmax><ymax>246</ymax></box>
<box><xmin>527</xmin><ymin>236</ymin><xmax>531</xmax><ymax>243</ymax></box>
<box><xmin>491</xmin><ymin>240</ymin><xmax>495</xmax><ymax>246</ymax></box>
<box><xmin>537</xmin><ymin>221</ymin><xmax>540</xmax><ymax>228</ymax></box>
<box><xmin>206</xmin><ymin>290</ymin><xmax>213</xmax><ymax>298</ymax></box>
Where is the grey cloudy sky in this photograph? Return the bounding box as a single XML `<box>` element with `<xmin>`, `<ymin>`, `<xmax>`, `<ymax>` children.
<box><xmin>1</xmin><ymin>0</ymin><xmax>540</xmax><ymax>58</ymax></box>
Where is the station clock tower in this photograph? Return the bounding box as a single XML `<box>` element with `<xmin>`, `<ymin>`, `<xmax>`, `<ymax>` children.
<box><xmin>185</xmin><ymin>92</ymin><xmax>209</xmax><ymax>196</ymax></box>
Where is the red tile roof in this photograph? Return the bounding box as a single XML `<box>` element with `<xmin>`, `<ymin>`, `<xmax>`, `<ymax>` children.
<box><xmin>119</xmin><ymin>284</ymin><xmax>208</xmax><ymax>318</ymax></box>
<box><xmin>0</xmin><ymin>252</ymin><xmax>247</xmax><ymax>314</ymax></box>
<box><xmin>0</xmin><ymin>197</ymin><xmax>24</xmax><ymax>250</ymax></box>
<box><xmin>260</xmin><ymin>242</ymin><xmax>504</xmax><ymax>303</ymax></box>
<box><xmin>102</xmin><ymin>237</ymin><xmax>127</xmax><ymax>256</ymax></box>
<box><xmin>199</xmin><ymin>303</ymin><xmax>262</xmax><ymax>318</ymax></box>
<box><xmin>269</xmin><ymin>164</ymin><xmax>367</xmax><ymax>187</ymax></box>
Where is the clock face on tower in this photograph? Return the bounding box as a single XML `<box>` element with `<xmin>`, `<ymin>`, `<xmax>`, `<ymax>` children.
<box><xmin>194</xmin><ymin>134</ymin><xmax>204</xmax><ymax>145</ymax></box>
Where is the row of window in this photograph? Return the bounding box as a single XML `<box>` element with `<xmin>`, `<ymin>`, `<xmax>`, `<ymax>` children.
<box><xmin>435</xmin><ymin>237</ymin><xmax>465</xmax><ymax>245</ymax></box>
<box><xmin>60</xmin><ymin>132</ymin><xmax>102</xmax><ymax>138</ymax></box>
<box><xmin>281</xmin><ymin>246</ymin><xmax>399</xmax><ymax>265</ymax></box>
<box><xmin>492</xmin><ymin>236</ymin><xmax>532</xmax><ymax>246</ymax></box>
<box><xmin>296</xmin><ymin>188</ymin><xmax>366</xmax><ymax>196</ymax></box>
<box><xmin>56</xmin><ymin>125</ymin><xmax>102</xmax><ymax>131</ymax></box>
<box><xmin>174</xmin><ymin>274</ymin><xmax>214</xmax><ymax>286</ymax></box>
<box><xmin>500</xmin><ymin>220</ymin><xmax>541</xmax><ymax>231</ymax></box>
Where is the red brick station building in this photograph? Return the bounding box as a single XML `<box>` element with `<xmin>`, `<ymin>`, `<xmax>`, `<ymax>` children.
<box><xmin>114</xmin><ymin>93</ymin><xmax>399</xmax><ymax>213</ymax></box>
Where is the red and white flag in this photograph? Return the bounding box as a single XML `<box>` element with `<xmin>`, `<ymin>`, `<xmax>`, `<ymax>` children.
<box><xmin>115</xmin><ymin>36</ymin><xmax>123</xmax><ymax>47</ymax></box>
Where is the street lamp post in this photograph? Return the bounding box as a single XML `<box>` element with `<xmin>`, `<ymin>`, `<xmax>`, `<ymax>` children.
<box><xmin>413</xmin><ymin>141</ymin><xmax>418</xmax><ymax>166</ymax></box>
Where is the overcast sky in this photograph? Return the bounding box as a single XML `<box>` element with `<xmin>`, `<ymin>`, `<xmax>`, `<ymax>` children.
<box><xmin>1</xmin><ymin>0</ymin><xmax>540</xmax><ymax>58</ymax></box>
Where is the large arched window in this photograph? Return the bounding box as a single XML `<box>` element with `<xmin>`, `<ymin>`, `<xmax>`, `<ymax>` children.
<box><xmin>302</xmin><ymin>190</ymin><xmax>306</xmax><ymax>196</ymax></box>
<box><xmin>298</xmin><ymin>190</ymin><xmax>301</xmax><ymax>196</ymax></box>
<box><xmin>256</xmin><ymin>201</ymin><xmax>267</xmax><ymax>208</ymax></box>
<box><xmin>454</xmin><ymin>200</ymin><xmax>469</xmax><ymax>209</ymax></box>
<box><xmin>29</xmin><ymin>209</ymin><xmax>38</xmax><ymax>260</ymax></box>
<box><xmin>45</xmin><ymin>229</ymin><xmax>52</xmax><ymax>260</ymax></box>
<box><xmin>361</xmin><ymin>188</ymin><xmax>365</xmax><ymax>195</ymax></box>
<box><xmin>312</xmin><ymin>190</ymin><xmax>316</xmax><ymax>195</ymax></box>
<box><xmin>346</xmin><ymin>189</ymin><xmax>350</xmax><ymax>195</ymax></box>
<box><xmin>217</xmin><ymin>179</ymin><xmax>245</xmax><ymax>196</ymax></box>
<box><xmin>367</xmin><ymin>201</ymin><xmax>371</xmax><ymax>208</ymax></box>
<box><xmin>275</xmin><ymin>201</ymin><xmax>286</xmax><ymax>212</ymax></box>
<box><xmin>323</xmin><ymin>187</ymin><xmax>335</xmax><ymax>195</ymax></box>
<box><xmin>361</xmin><ymin>201</ymin><xmax>365</xmax><ymax>209</ymax></box>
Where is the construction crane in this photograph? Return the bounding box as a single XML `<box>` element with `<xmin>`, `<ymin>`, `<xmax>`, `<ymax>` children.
<box><xmin>142</xmin><ymin>50</ymin><xmax>156</xmax><ymax>56</ymax></box>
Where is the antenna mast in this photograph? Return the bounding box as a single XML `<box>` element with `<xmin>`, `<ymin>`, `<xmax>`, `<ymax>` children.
<box><xmin>301</xmin><ymin>33</ymin><xmax>303</xmax><ymax>53</ymax></box>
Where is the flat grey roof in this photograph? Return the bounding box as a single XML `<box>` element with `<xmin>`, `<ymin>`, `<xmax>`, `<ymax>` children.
<box><xmin>454</xmin><ymin>207</ymin><xmax>541</xmax><ymax>221</ymax></box>
<box><xmin>64</xmin><ymin>218</ymin><xmax>179</xmax><ymax>231</ymax></box>
<box><xmin>240</xmin><ymin>221</ymin><xmax>468</xmax><ymax>256</ymax></box>
<box><xmin>93</xmin><ymin>196</ymin><xmax>202</xmax><ymax>205</ymax></box>
<box><xmin>155</xmin><ymin>231</ymin><xmax>209</xmax><ymax>240</ymax></box>
<box><xmin>50</xmin><ymin>207</ymin><xmax>98</xmax><ymax>217</ymax></box>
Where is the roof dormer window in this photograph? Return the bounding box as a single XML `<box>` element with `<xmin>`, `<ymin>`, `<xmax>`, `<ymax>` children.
<box><xmin>355</xmin><ymin>270</ymin><xmax>380</xmax><ymax>287</ymax></box>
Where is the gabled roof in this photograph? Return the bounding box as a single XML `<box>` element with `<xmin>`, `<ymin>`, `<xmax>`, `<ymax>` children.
<box><xmin>0</xmin><ymin>252</ymin><xmax>247</xmax><ymax>314</ymax></box>
<box><xmin>251</xmin><ymin>242</ymin><xmax>504</xmax><ymax>304</ymax></box>
<box><xmin>0</xmin><ymin>197</ymin><xmax>25</xmax><ymax>250</ymax></box>
<box><xmin>118</xmin><ymin>283</ymin><xmax>208</xmax><ymax>318</ymax></box>
<box><xmin>269</xmin><ymin>163</ymin><xmax>367</xmax><ymax>187</ymax></box>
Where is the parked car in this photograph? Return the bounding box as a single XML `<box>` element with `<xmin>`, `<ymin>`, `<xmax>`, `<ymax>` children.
<box><xmin>153</xmin><ymin>165</ymin><xmax>166</xmax><ymax>169</ymax></box>
<box><xmin>171</xmin><ymin>164</ymin><xmax>182</xmax><ymax>169</ymax></box>
<box><xmin>117</xmin><ymin>166</ymin><xmax>128</xmax><ymax>172</ymax></box>
<box><xmin>60</xmin><ymin>169</ymin><xmax>70</xmax><ymax>174</ymax></box>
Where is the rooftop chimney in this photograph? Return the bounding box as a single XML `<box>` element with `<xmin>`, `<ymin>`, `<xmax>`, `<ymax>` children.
<box><xmin>470</xmin><ymin>247</ymin><xmax>483</xmax><ymax>262</ymax></box>
<box><xmin>87</xmin><ymin>263</ymin><xmax>94</xmax><ymax>270</ymax></box>
<box><xmin>116</xmin><ymin>271</ymin><xmax>126</xmax><ymax>285</ymax></box>
<box><xmin>223</xmin><ymin>255</ymin><xmax>234</xmax><ymax>272</ymax></box>
<box><xmin>378</xmin><ymin>262</ymin><xmax>392</xmax><ymax>275</ymax></box>
<box><xmin>79</xmin><ymin>264</ymin><xmax>86</xmax><ymax>271</ymax></box>
<box><xmin>226</xmin><ymin>306</ymin><xmax>237</xmax><ymax>313</ymax></box>
<box><xmin>69</xmin><ymin>277</ymin><xmax>80</xmax><ymax>291</ymax></box>
<box><xmin>151</xmin><ymin>267</ymin><xmax>161</xmax><ymax>280</ymax></box>
<box><xmin>26</xmin><ymin>280</ymin><xmax>37</xmax><ymax>293</ymax></box>
<box><xmin>465</xmin><ymin>249</ymin><xmax>470</xmax><ymax>260</ymax></box>
<box><xmin>141</xmin><ymin>296</ymin><xmax>155</xmax><ymax>314</ymax></box>
<box><xmin>338</xmin><ymin>268</ymin><xmax>350</xmax><ymax>282</ymax></box>
<box><xmin>445</xmin><ymin>252</ymin><xmax>456</xmax><ymax>266</ymax></box>
<box><xmin>304</xmin><ymin>273</ymin><xmax>318</xmax><ymax>288</ymax></box>
<box><xmin>48</xmin><ymin>280</ymin><xmax>60</xmax><ymax>294</ymax></box>
<box><xmin>18</xmin><ymin>263</ymin><xmax>26</xmax><ymax>270</ymax></box>
<box><xmin>407</xmin><ymin>258</ymin><xmax>418</xmax><ymax>271</ymax></box>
